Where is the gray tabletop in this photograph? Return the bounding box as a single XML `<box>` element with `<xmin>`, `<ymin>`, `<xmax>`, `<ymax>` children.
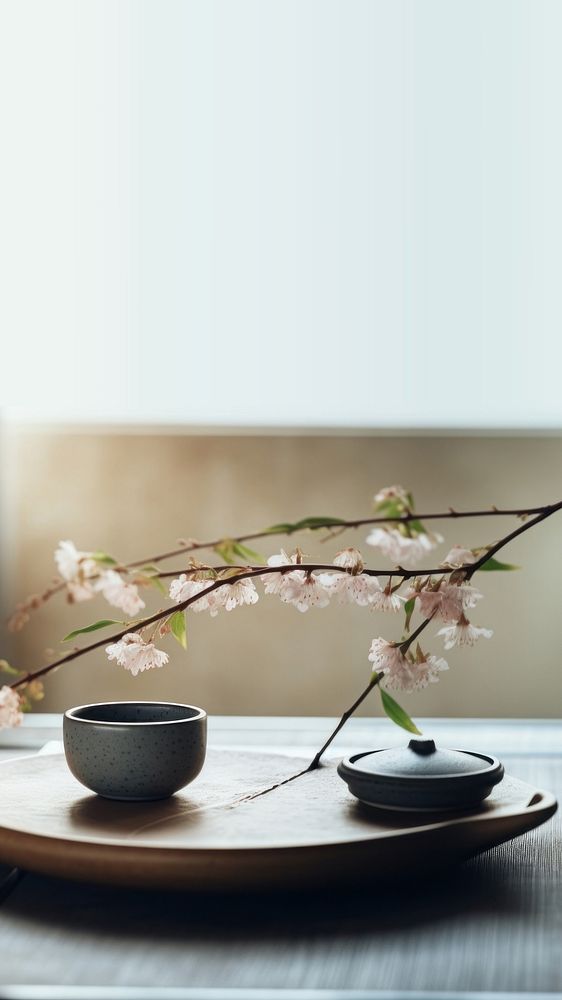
<box><xmin>0</xmin><ymin>717</ymin><xmax>560</xmax><ymax>999</ymax></box>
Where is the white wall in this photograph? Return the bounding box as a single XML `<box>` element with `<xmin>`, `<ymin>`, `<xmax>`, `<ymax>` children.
<box><xmin>1</xmin><ymin>0</ymin><xmax>561</xmax><ymax>428</ymax></box>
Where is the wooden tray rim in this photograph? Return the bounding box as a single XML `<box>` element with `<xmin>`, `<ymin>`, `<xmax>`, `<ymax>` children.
<box><xmin>0</xmin><ymin>753</ymin><xmax>556</xmax><ymax>856</ymax></box>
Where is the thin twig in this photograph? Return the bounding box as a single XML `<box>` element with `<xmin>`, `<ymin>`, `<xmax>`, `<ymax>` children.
<box><xmin>304</xmin><ymin>615</ymin><xmax>435</xmax><ymax>772</ymax></box>
<box><xmin>199</xmin><ymin>615</ymin><xmax>436</xmax><ymax>803</ymax></box>
<box><xmin>121</xmin><ymin>501</ymin><xmax>562</xmax><ymax>568</ymax></box>
<box><xmin>466</xmin><ymin>505</ymin><xmax>560</xmax><ymax>576</ymax></box>
<box><xmin>306</xmin><ymin>673</ymin><xmax>383</xmax><ymax>771</ymax></box>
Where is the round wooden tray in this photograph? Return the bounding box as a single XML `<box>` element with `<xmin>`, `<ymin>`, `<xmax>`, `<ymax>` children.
<box><xmin>0</xmin><ymin>750</ymin><xmax>555</xmax><ymax>890</ymax></box>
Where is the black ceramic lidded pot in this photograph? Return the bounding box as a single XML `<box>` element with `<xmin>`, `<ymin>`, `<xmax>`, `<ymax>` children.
<box><xmin>338</xmin><ymin>737</ymin><xmax>504</xmax><ymax>812</ymax></box>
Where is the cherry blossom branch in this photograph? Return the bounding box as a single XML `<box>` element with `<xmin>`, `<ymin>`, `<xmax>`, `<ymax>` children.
<box><xmin>465</xmin><ymin>502</ymin><xmax>562</xmax><ymax>576</ymax></box>
<box><xmin>9</xmin><ymin>498</ymin><xmax>562</xmax><ymax>695</ymax></box>
<box><xmin>205</xmin><ymin>618</ymin><xmax>436</xmax><ymax>799</ymax></box>
<box><xmin>230</xmin><ymin>671</ymin><xmax>387</xmax><ymax>801</ymax></box>
<box><xmin>399</xmin><ymin>614</ymin><xmax>434</xmax><ymax>651</ymax></box>
<box><xmin>305</xmin><ymin>615</ymin><xmax>434</xmax><ymax>771</ymax></box>
<box><xmin>89</xmin><ymin>500</ymin><xmax>562</xmax><ymax>568</ymax></box>
<box><xmin>155</xmin><ymin>495</ymin><xmax>559</xmax><ymax>581</ymax></box>
<box><xmin>9</xmin><ymin>566</ymin><xmax>349</xmax><ymax>689</ymax></box>
<box><xmin>306</xmin><ymin>673</ymin><xmax>383</xmax><ymax>771</ymax></box>
<box><xmin>5</xmin><ymin>554</ymin><xmax>426</xmax><ymax>692</ymax></box>
<box><xmin>10</xmin><ymin>501</ymin><xmax>561</xmax><ymax>631</ymax></box>
<box><xmin>156</xmin><ymin>564</ymin><xmax>409</xmax><ymax>579</ymax></box>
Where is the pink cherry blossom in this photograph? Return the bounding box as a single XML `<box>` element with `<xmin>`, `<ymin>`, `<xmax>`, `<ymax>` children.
<box><xmin>333</xmin><ymin>548</ymin><xmax>365</xmax><ymax>573</ymax></box>
<box><xmin>262</xmin><ymin>550</ymin><xmax>303</xmax><ymax>599</ymax></box>
<box><xmin>278</xmin><ymin>573</ymin><xmax>332</xmax><ymax>612</ymax></box>
<box><xmin>321</xmin><ymin>572</ymin><xmax>382</xmax><ymax>606</ymax></box>
<box><xmin>373</xmin><ymin>485</ymin><xmax>410</xmax><ymax>506</ymax></box>
<box><xmin>55</xmin><ymin>540</ymin><xmax>97</xmax><ymax>582</ymax></box>
<box><xmin>368</xmin><ymin>637</ymin><xmax>413</xmax><ymax>689</ymax></box>
<box><xmin>0</xmin><ymin>686</ymin><xmax>23</xmax><ymax>729</ymax></box>
<box><xmin>441</xmin><ymin>545</ymin><xmax>477</xmax><ymax>568</ymax></box>
<box><xmin>437</xmin><ymin>618</ymin><xmax>493</xmax><ymax>650</ymax></box>
<box><xmin>106</xmin><ymin>632</ymin><xmax>169</xmax><ymax>676</ymax></box>
<box><xmin>208</xmin><ymin>579</ymin><xmax>259</xmax><ymax>615</ymax></box>
<box><xmin>266</xmin><ymin>549</ymin><xmax>300</xmax><ymax>569</ymax></box>
<box><xmin>169</xmin><ymin>574</ymin><xmax>214</xmax><ymax>612</ymax></box>
<box><xmin>66</xmin><ymin>581</ymin><xmax>97</xmax><ymax>603</ymax></box>
<box><xmin>369</xmin><ymin>587</ymin><xmax>405</xmax><ymax>613</ymax></box>
<box><xmin>55</xmin><ymin>540</ymin><xmax>99</xmax><ymax>603</ymax></box>
<box><xmin>96</xmin><ymin>570</ymin><xmax>145</xmax><ymax>617</ymax></box>
<box><xmin>261</xmin><ymin>572</ymin><xmax>292</xmax><ymax>598</ymax></box>
<box><xmin>169</xmin><ymin>574</ymin><xmax>258</xmax><ymax>615</ymax></box>
<box><xmin>368</xmin><ymin>638</ymin><xmax>448</xmax><ymax>692</ymax></box>
<box><xmin>365</xmin><ymin>527</ymin><xmax>442</xmax><ymax>568</ymax></box>
<box><xmin>407</xmin><ymin>653</ymin><xmax>449</xmax><ymax>691</ymax></box>
<box><xmin>410</xmin><ymin>581</ymin><xmax>483</xmax><ymax>622</ymax></box>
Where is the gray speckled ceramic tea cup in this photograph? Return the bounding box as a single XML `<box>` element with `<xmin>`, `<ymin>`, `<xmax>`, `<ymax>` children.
<box><xmin>63</xmin><ymin>701</ymin><xmax>207</xmax><ymax>801</ymax></box>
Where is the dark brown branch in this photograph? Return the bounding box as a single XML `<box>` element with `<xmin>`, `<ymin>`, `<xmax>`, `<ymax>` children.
<box><xmin>156</xmin><ymin>563</ymin><xmax>439</xmax><ymax>579</ymax></box>
<box><xmin>124</xmin><ymin>501</ymin><xmax>562</xmax><ymax>569</ymax></box>
<box><xmin>466</xmin><ymin>502</ymin><xmax>562</xmax><ymax>576</ymax></box>
<box><xmin>303</xmin><ymin>614</ymin><xmax>434</xmax><ymax>772</ymax></box>
<box><xmin>211</xmin><ymin>618</ymin><xmax>437</xmax><ymax>801</ymax></box>
<box><xmin>306</xmin><ymin>673</ymin><xmax>382</xmax><ymax>771</ymax></box>
<box><xmin>399</xmin><ymin>614</ymin><xmax>434</xmax><ymax>652</ymax></box>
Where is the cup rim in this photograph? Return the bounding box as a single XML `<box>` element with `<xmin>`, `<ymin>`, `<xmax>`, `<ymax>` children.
<box><xmin>64</xmin><ymin>700</ymin><xmax>207</xmax><ymax>726</ymax></box>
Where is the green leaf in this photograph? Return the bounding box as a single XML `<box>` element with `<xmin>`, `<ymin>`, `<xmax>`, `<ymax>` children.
<box><xmin>137</xmin><ymin>565</ymin><xmax>167</xmax><ymax>594</ymax></box>
<box><xmin>231</xmin><ymin>542</ymin><xmax>265</xmax><ymax>563</ymax></box>
<box><xmin>170</xmin><ymin>610</ymin><xmax>187</xmax><ymax>649</ymax></box>
<box><xmin>90</xmin><ymin>552</ymin><xmax>118</xmax><ymax>566</ymax></box>
<box><xmin>292</xmin><ymin>516</ymin><xmax>347</xmax><ymax>532</ymax></box>
<box><xmin>380</xmin><ymin>688</ymin><xmax>422</xmax><ymax>735</ymax></box>
<box><xmin>0</xmin><ymin>659</ymin><xmax>19</xmax><ymax>676</ymax></box>
<box><xmin>479</xmin><ymin>557</ymin><xmax>520</xmax><ymax>572</ymax></box>
<box><xmin>214</xmin><ymin>541</ymin><xmax>237</xmax><ymax>565</ymax></box>
<box><xmin>263</xmin><ymin>522</ymin><xmax>297</xmax><ymax>535</ymax></box>
<box><xmin>263</xmin><ymin>516</ymin><xmax>347</xmax><ymax>536</ymax></box>
<box><xmin>373</xmin><ymin>498</ymin><xmax>405</xmax><ymax>519</ymax></box>
<box><xmin>136</xmin><ymin>573</ymin><xmax>166</xmax><ymax>595</ymax></box>
<box><xmin>407</xmin><ymin>518</ymin><xmax>426</xmax><ymax>536</ymax></box>
<box><xmin>373</xmin><ymin>492</ymin><xmax>426</xmax><ymax>535</ymax></box>
<box><xmin>62</xmin><ymin>619</ymin><xmax>124</xmax><ymax>642</ymax></box>
<box><xmin>404</xmin><ymin>597</ymin><xmax>416</xmax><ymax>633</ymax></box>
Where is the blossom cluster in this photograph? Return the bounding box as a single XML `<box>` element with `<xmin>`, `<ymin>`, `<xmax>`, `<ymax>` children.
<box><xmin>0</xmin><ymin>686</ymin><xmax>23</xmax><ymax>730</ymax></box>
<box><xmin>169</xmin><ymin>574</ymin><xmax>259</xmax><ymax>615</ymax></box>
<box><xmin>55</xmin><ymin>541</ymin><xmax>145</xmax><ymax>616</ymax></box>
<box><xmin>366</xmin><ymin>527</ymin><xmax>443</xmax><ymax>569</ymax></box>
<box><xmin>106</xmin><ymin>633</ymin><xmax>169</xmax><ymax>677</ymax></box>
<box><xmin>368</xmin><ymin>638</ymin><xmax>448</xmax><ymax>692</ymax></box>
<box><xmin>103</xmin><ymin>539</ymin><xmax>493</xmax><ymax>693</ymax></box>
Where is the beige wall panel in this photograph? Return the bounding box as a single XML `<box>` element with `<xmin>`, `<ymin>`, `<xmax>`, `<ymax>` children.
<box><xmin>4</xmin><ymin>430</ymin><xmax>562</xmax><ymax>720</ymax></box>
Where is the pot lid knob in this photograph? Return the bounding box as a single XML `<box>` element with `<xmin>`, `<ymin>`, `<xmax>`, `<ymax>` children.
<box><xmin>408</xmin><ymin>738</ymin><xmax>436</xmax><ymax>756</ymax></box>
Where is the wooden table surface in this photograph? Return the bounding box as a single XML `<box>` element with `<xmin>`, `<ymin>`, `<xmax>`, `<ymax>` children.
<box><xmin>0</xmin><ymin>716</ymin><xmax>560</xmax><ymax>1000</ymax></box>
